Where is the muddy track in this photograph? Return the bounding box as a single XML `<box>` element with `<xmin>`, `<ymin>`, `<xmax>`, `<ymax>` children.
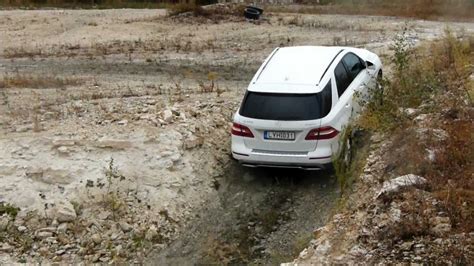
<box><xmin>148</xmin><ymin>162</ymin><xmax>339</xmax><ymax>265</ymax></box>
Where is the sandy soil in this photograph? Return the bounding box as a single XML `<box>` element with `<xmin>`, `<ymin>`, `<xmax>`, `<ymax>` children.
<box><xmin>0</xmin><ymin>8</ymin><xmax>473</xmax><ymax>264</ymax></box>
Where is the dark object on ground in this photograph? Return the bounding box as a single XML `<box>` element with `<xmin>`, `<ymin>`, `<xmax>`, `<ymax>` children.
<box><xmin>246</xmin><ymin>6</ymin><xmax>263</xmax><ymax>15</ymax></box>
<box><xmin>244</xmin><ymin>7</ymin><xmax>262</xmax><ymax>20</ymax></box>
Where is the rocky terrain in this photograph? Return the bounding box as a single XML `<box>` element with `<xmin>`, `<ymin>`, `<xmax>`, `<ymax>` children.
<box><xmin>0</xmin><ymin>6</ymin><xmax>473</xmax><ymax>264</ymax></box>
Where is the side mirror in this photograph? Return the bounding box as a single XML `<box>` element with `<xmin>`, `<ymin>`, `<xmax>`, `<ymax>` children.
<box><xmin>366</xmin><ymin>61</ymin><xmax>376</xmax><ymax>70</ymax></box>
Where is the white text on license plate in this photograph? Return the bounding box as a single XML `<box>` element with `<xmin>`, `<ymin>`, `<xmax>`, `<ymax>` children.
<box><xmin>265</xmin><ymin>131</ymin><xmax>295</xmax><ymax>140</ymax></box>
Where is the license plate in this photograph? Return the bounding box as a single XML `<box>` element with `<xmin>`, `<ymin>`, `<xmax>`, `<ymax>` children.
<box><xmin>264</xmin><ymin>131</ymin><xmax>295</xmax><ymax>140</ymax></box>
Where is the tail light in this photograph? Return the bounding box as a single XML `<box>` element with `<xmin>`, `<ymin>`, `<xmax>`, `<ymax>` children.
<box><xmin>305</xmin><ymin>126</ymin><xmax>339</xmax><ymax>140</ymax></box>
<box><xmin>231</xmin><ymin>123</ymin><xmax>254</xmax><ymax>138</ymax></box>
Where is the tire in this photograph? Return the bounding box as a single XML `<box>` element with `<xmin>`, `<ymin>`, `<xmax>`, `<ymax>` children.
<box><xmin>244</xmin><ymin>8</ymin><xmax>260</xmax><ymax>20</ymax></box>
<box><xmin>343</xmin><ymin>136</ymin><xmax>352</xmax><ymax>165</ymax></box>
<box><xmin>377</xmin><ymin>70</ymin><xmax>384</xmax><ymax>106</ymax></box>
<box><xmin>246</xmin><ymin>6</ymin><xmax>263</xmax><ymax>15</ymax></box>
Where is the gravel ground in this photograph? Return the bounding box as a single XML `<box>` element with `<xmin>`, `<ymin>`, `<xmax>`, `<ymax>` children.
<box><xmin>0</xmin><ymin>8</ymin><xmax>473</xmax><ymax>264</ymax></box>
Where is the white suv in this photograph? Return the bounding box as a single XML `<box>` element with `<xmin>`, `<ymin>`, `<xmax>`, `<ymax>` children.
<box><xmin>231</xmin><ymin>46</ymin><xmax>382</xmax><ymax>170</ymax></box>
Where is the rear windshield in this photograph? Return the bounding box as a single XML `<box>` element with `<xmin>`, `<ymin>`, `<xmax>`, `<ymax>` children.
<box><xmin>239</xmin><ymin>81</ymin><xmax>332</xmax><ymax>121</ymax></box>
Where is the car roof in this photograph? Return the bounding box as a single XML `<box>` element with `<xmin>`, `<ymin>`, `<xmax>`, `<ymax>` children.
<box><xmin>248</xmin><ymin>46</ymin><xmax>344</xmax><ymax>94</ymax></box>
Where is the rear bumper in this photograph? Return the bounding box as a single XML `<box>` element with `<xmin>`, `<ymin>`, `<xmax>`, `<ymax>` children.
<box><xmin>231</xmin><ymin>140</ymin><xmax>334</xmax><ymax>170</ymax></box>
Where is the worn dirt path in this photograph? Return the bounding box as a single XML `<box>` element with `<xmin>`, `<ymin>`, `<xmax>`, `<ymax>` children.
<box><xmin>148</xmin><ymin>163</ymin><xmax>338</xmax><ymax>264</ymax></box>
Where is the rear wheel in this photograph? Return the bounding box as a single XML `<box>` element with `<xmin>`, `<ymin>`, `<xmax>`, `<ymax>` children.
<box><xmin>343</xmin><ymin>134</ymin><xmax>353</xmax><ymax>165</ymax></box>
<box><xmin>376</xmin><ymin>70</ymin><xmax>384</xmax><ymax>105</ymax></box>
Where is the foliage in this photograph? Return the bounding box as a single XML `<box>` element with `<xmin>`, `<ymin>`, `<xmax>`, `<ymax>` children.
<box><xmin>103</xmin><ymin>158</ymin><xmax>126</xmax><ymax>220</ymax></box>
<box><xmin>333</xmin><ymin>125</ymin><xmax>370</xmax><ymax>194</ymax></box>
<box><xmin>357</xmin><ymin>28</ymin><xmax>474</xmax><ymax>232</ymax></box>
<box><xmin>0</xmin><ymin>202</ymin><xmax>20</xmax><ymax>218</ymax></box>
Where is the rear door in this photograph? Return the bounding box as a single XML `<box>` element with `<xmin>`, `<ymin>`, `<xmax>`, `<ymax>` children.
<box><xmin>342</xmin><ymin>52</ymin><xmax>370</xmax><ymax>113</ymax></box>
<box><xmin>331</xmin><ymin>52</ymin><xmax>368</xmax><ymax>130</ymax></box>
<box><xmin>238</xmin><ymin>81</ymin><xmax>332</xmax><ymax>152</ymax></box>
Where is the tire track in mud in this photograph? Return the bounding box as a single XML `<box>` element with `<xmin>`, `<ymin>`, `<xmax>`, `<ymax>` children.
<box><xmin>148</xmin><ymin>162</ymin><xmax>339</xmax><ymax>265</ymax></box>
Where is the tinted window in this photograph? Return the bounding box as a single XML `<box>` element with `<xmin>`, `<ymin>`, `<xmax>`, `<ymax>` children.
<box><xmin>334</xmin><ymin>61</ymin><xmax>351</xmax><ymax>97</ymax></box>
<box><xmin>319</xmin><ymin>80</ymin><xmax>332</xmax><ymax>117</ymax></box>
<box><xmin>239</xmin><ymin>81</ymin><xmax>332</xmax><ymax>121</ymax></box>
<box><xmin>342</xmin><ymin>53</ymin><xmax>365</xmax><ymax>79</ymax></box>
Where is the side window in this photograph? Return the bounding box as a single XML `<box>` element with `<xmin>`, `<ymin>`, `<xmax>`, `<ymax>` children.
<box><xmin>318</xmin><ymin>80</ymin><xmax>332</xmax><ymax>117</ymax></box>
<box><xmin>342</xmin><ymin>53</ymin><xmax>365</xmax><ymax>79</ymax></box>
<box><xmin>334</xmin><ymin>61</ymin><xmax>351</xmax><ymax>97</ymax></box>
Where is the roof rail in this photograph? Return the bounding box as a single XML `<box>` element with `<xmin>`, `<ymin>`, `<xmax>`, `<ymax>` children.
<box><xmin>319</xmin><ymin>49</ymin><xmax>344</xmax><ymax>84</ymax></box>
<box><xmin>254</xmin><ymin>47</ymin><xmax>280</xmax><ymax>83</ymax></box>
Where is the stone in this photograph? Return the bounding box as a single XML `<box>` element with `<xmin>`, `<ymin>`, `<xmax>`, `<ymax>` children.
<box><xmin>52</xmin><ymin>139</ymin><xmax>75</xmax><ymax>147</ymax></box>
<box><xmin>430</xmin><ymin>223</ymin><xmax>452</xmax><ymax>236</ymax></box>
<box><xmin>92</xmin><ymin>253</ymin><xmax>101</xmax><ymax>262</ymax></box>
<box><xmin>169</xmin><ymin>152</ymin><xmax>181</xmax><ymax>162</ymax></box>
<box><xmin>0</xmin><ymin>216</ymin><xmax>9</xmax><ymax>231</ymax></box>
<box><xmin>313</xmin><ymin>226</ymin><xmax>326</xmax><ymax>239</ymax></box>
<box><xmin>119</xmin><ymin>222</ymin><xmax>132</xmax><ymax>232</ymax></box>
<box><xmin>400</xmin><ymin>108</ymin><xmax>418</xmax><ymax>116</ymax></box>
<box><xmin>97</xmin><ymin>211</ymin><xmax>111</xmax><ymax>220</ymax></box>
<box><xmin>115</xmin><ymin>245</ymin><xmax>123</xmax><ymax>256</ymax></box>
<box><xmin>38</xmin><ymin>227</ymin><xmax>57</xmax><ymax>233</ymax></box>
<box><xmin>110</xmin><ymin>231</ymin><xmax>123</xmax><ymax>240</ymax></box>
<box><xmin>57</xmin><ymin>146</ymin><xmax>69</xmax><ymax>154</ymax></box>
<box><xmin>0</xmin><ymin>243</ymin><xmax>13</xmax><ymax>252</ymax></box>
<box><xmin>37</xmin><ymin>231</ymin><xmax>53</xmax><ymax>238</ymax></box>
<box><xmin>426</xmin><ymin>149</ymin><xmax>436</xmax><ymax>161</ymax></box>
<box><xmin>162</xmin><ymin>109</ymin><xmax>173</xmax><ymax>123</ymax></box>
<box><xmin>145</xmin><ymin>225</ymin><xmax>158</xmax><ymax>241</ymax></box>
<box><xmin>117</xmin><ymin>119</ymin><xmax>128</xmax><ymax>126</ymax></box>
<box><xmin>156</xmin><ymin>159</ymin><xmax>173</xmax><ymax>169</ymax></box>
<box><xmin>15</xmin><ymin>124</ymin><xmax>33</xmax><ymax>132</ymax></box>
<box><xmin>57</xmin><ymin>223</ymin><xmax>69</xmax><ymax>233</ymax></box>
<box><xmin>376</xmin><ymin>174</ymin><xmax>427</xmax><ymax>200</ymax></box>
<box><xmin>250</xmin><ymin>245</ymin><xmax>265</xmax><ymax>254</ymax></box>
<box><xmin>96</xmin><ymin>139</ymin><xmax>132</xmax><ymax>150</ymax></box>
<box><xmin>18</xmin><ymin>225</ymin><xmax>27</xmax><ymax>232</ymax></box>
<box><xmin>54</xmin><ymin>201</ymin><xmax>77</xmax><ymax>223</ymax></box>
<box><xmin>55</xmin><ymin>249</ymin><xmax>66</xmax><ymax>255</ymax></box>
<box><xmin>400</xmin><ymin>241</ymin><xmax>413</xmax><ymax>251</ymax></box>
<box><xmin>91</xmin><ymin>233</ymin><xmax>102</xmax><ymax>245</ymax></box>
<box><xmin>414</xmin><ymin>114</ymin><xmax>429</xmax><ymax>123</ymax></box>
<box><xmin>184</xmin><ymin>135</ymin><xmax>203</xmax><ymax>150</ymax></box>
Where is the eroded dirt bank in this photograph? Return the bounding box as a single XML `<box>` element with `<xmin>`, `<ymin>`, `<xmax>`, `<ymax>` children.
<box><xmin>1</xmin><ymin>8</ymin><xmax>473</xmax><ymax>263</ymax></box>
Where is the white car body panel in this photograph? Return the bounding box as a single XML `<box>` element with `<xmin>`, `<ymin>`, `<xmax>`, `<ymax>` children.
<box><xmin>231</xmin><ymin>46</ymin><xmax>382</xmax><ymax>170</ymax></box>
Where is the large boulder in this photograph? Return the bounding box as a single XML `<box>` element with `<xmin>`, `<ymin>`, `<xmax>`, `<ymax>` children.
<box><xmin>375</xmin><ymin>174</ymin><xmax>427</xmax><ymax>200</ymax></box>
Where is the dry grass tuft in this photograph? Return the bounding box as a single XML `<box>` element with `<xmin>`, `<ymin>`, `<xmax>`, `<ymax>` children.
<box><xmin>268</xmin><ymin>0</ymin><xmax>474</xmax><ymax>21</ymax></box>
<box><xmin>0</xmin><ymin>73</ymin><xmax>83</xmax><ymax>89</ymax></box>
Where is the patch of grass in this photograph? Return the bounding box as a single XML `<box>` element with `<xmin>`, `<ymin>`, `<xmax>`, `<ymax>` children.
<box><xmin>0</xmin><ymin>73</ymin><xmax>83</xmax><ymax>89</ymax></box>
<box><xmin>0</xmin><ymin>203</ymin><xmax>20</xmax><ymax>218</ymax></box>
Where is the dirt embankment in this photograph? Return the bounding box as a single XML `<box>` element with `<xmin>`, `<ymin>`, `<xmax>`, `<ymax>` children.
<box><xmin>287</xmin><ymin>32</ymin><xmax>474</xmax><ymax>264</ymax></box>
<box><xmin>0</xmin><ymin>8</ymin><xmax>473</xmax><ymax>264</ymax></box>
